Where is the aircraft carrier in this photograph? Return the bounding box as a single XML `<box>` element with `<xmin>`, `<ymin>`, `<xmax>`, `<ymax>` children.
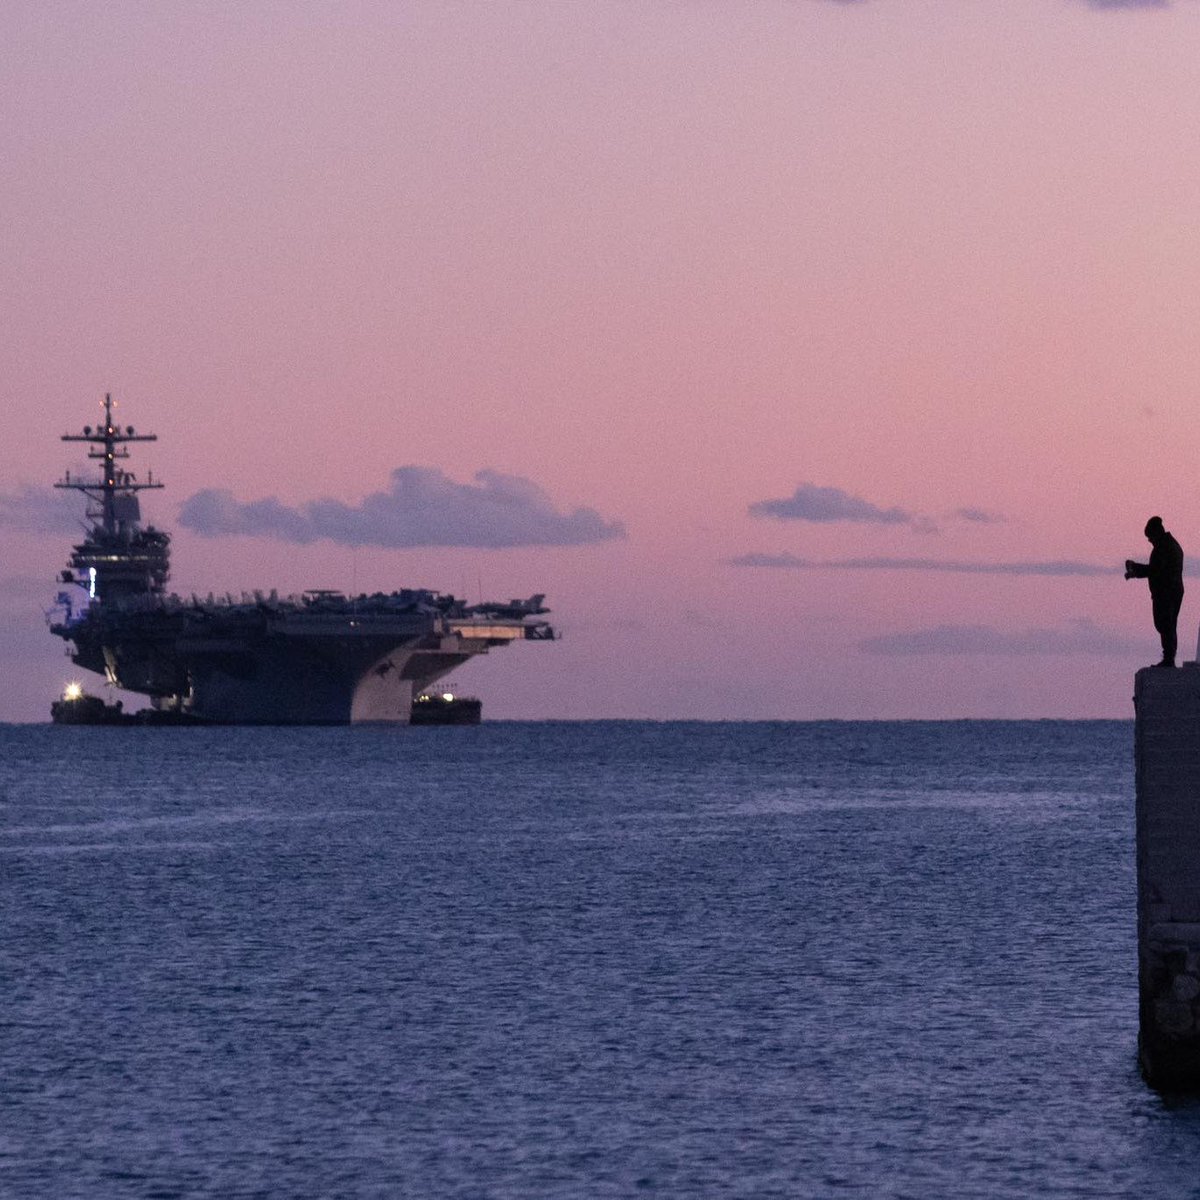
<box><xmin>48</xmin><ymin>396</ymin><xmax>554</xmax><ymax>723</ymax></box>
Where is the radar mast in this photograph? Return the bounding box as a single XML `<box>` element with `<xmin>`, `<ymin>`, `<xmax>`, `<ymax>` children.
<box><xmin>55</xmin><ymin>392</ymin><xmax>162</xmax><ymax>534</ymax></box>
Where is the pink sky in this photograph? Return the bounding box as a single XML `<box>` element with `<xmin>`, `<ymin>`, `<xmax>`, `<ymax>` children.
<box><xmin>4</xmin><ymin>0</ymin><xmax>1200</xmax><ymax>720</ymax></box>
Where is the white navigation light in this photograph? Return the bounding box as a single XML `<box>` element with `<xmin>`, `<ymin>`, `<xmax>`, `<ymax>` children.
<box><xmin>64</xmin><ymin>682</ymin><xmax>83</xmax><ymax>701</ymax></box>
<box><xmin>88</xmin><ymin>567</ymin><xmax>97</xmax><ymax>599</ymax></box>
<box><xmin>442</xmin><ymin>692</ymin><xmax>455</xmax><ymax>702</ymax></box>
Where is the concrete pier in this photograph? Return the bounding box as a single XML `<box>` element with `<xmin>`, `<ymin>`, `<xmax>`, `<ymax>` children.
<box><xmin>1135</xmin><ymin>666</ymin><xmax>1200</xmax><ymax>1088</ymax></box>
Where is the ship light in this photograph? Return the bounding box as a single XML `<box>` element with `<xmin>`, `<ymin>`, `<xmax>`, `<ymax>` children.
<box><xmin>441</xmin><ymin>692</ymin><xmax>455</xmax><ymax>702</ymax></box>
<box><xmin>88</xmin><ymin>567</ymin><xmax>97</xmax><ymax>599</ymax></box>
<box><xmin>64</xmin><ymin>682</ymin><xmax>83</xmax><ymax>701</ymax></box>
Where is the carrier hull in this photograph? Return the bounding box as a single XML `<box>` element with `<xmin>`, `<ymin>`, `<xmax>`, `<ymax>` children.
<box><xmin>54</xmin><ymin>602</ymin><xmax>541</xmax><ymax>724</ymax></box>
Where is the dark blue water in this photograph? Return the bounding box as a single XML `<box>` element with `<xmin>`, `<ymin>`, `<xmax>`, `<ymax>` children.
<box><xmin>2</xmin><ymin>720</ymin><xmax>1197</xmax><ymax>1198</ymax></box>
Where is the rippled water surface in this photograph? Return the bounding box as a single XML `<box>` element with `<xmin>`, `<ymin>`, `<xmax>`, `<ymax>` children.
<box><xmin>3</xmin><ymin>720</ymin><xmax>1198</xmax><ymax>1198</ymax></box>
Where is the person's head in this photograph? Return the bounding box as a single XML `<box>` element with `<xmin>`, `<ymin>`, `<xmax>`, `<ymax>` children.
<box><xmin>1146</xmin><ymin>516</ymin><xmax>1166</xmax><ymax>544</ymax></box>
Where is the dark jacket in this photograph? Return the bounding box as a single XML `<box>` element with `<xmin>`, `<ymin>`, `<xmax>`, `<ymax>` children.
<box><xmin>1130</xmin><ymin>533</ymin><xmax>1185</xmax><ymax>597</ymax></box>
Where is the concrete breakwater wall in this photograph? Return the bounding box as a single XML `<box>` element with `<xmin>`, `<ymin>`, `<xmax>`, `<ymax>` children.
<box><xmin>1135</xmin><ymin>666</ymin><xmax>1200</xmax><ymax>1088</ymax></box>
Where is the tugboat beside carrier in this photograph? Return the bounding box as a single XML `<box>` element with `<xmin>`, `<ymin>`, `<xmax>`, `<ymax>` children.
<box><xmin>410</xmin><ymin>688</ymin><xmax>483</xmax><ymax>725</ymax></box>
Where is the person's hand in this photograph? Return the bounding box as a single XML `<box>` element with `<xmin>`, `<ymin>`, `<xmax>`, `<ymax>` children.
<box><xmin>1125</xmin><ymin>560</ymin><xmax>1136</xmax><ymax>580</ymax></box>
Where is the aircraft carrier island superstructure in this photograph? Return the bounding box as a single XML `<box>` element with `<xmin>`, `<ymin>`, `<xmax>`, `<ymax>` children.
<box><xmin>48</xmin><ymin>397</ymin><xmax>554</xmax><ymax>723</ymax></box>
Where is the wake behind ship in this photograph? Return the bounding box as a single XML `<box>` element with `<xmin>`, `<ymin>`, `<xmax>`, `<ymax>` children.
<box><xmin>48</xmin><ymin>397</ymin><xmax>554</xmax><ymax>723</ymax></box>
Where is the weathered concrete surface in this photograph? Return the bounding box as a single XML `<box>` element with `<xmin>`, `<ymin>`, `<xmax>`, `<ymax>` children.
<box><xmin>1135</xmin><ymin>666</ymin><xmax>1200</xmax><ymax>1088</ymax></box>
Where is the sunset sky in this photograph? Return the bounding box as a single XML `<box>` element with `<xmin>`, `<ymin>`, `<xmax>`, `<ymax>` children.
<box><xmin>5</xmin><ymin>0</ymin><xmax>1200</xmax><ymax>721</ymax></box>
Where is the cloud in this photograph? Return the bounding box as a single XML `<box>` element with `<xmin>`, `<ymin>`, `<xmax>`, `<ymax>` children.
<box><xmin>727</xmin><ymin>552</ymin><xmax>816</xmax><ymax>569</ymax></box>
<box><xmin>747</xmin><ymin>484</ymin><xmax>1015</xmax><ymax>534</ymax></box>
<box><xmin>1083</xmin><ymin>0</ymin><xmax>1168</xmax><ymax>9</ymax></box>
<box><xmin>953</xmin><ymin>507</ymin><xmax>1006</xmax><ymax>524</ymax></box>
<box><xmin>179</xmin><ymin>467</ymin><xmax>626</xmax><ymax>549</ymax></box>
<box><xmin>808</xmin><ymin>0</ymin><xmax>1173</xmax><ymax>9</ymax></box>
<box><xmin>860</xmin><ymin>619</ymin><xmax>1146</xmax><ymax>657</ymax></box>
<box><xmin>749</xmin><ymin>483</ymin><xmax>925</xmax><ymax>527</ymax></box>
<box><xmin>0</xmin><ymin>484</ymin><xmax>83</xmax><ymax>535</ymax></box>
<box><xmin>0</xmin><ymin>574</ymin><xmax>57</xmax><ymax>602</ymax></box>
<box><xmin>729</xmin><ymin>554</ymin><xmax>1200</xmax><ymax>578</ymax></box>
<box><xmin>726</xmin><ymin>553</ymin><xmax>1119</xmax><ymax>576</ymax></box>
<box><xmin>747</xmin><ymin>484</ymin><xmax>905</xmax><ymax>525</ymax></box>
<box><xmin>806</xmin><ymin>0</ymin><xmax>1172</xmax><ymax>9</ymax></box>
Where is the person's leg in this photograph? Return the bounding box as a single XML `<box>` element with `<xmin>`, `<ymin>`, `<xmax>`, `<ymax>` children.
<box><xmin>1153</xmin><ymin>594</ymin><xmax>1179</xmax><ymax>665</ymax></box>
<box><xmin>1168</xmin><ymin>594</ymin><xmax>1183</xmax><ymax>663</ymax></box>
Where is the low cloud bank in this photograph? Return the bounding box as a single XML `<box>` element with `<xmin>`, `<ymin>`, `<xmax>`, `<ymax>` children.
<box><xmin>813</xmin><ymin>0</ymin><xmax>1170</xmax><ymax>8</ymax></box>
<box><xmin>0</xmin><ymin>574</ymin><xmax>57</xmax><ymax>602</ymax></box>
<box><xmin>727</xmin><ymin>553</ymin><xmax>1119</xmax><ymax>576</ymax></box>
<box><xmin>860</xmin><ymin>619</ymin><xmax>1145</xmax><ymax>657</ymax></box>
<box><xmin>0</xmin><ymin>485</ymin><xmax>81</xmax><ymax>535</ymax></box>
<box><xmin>1084</xmin><ymin>0</ymin><xmax>1169</xmax><ymax>9</ymax></box>
<box><xmin>179</xmin><ymin>467</ymin><xmax>626</xmax><ymax>549</ymax></box>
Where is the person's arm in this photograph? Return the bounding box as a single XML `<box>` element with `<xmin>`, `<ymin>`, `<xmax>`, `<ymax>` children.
<box><xmin>1126</xmin><ymin>559</ymin><xmax>1150</xmax><ymax>580</ymax></box>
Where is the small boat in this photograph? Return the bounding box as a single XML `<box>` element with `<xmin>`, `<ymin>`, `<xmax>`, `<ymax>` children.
<box><xmin>50</xmin><ymin>682</ymin><xmax>202</xmax><ymax>726</ymax></box>
<box><xmin>50</xmin><ymin>683</ymin><xmax>136</xmax><ymax>725</ymax></box>
<box><xmin>410</xmin><ymin>689</ymin><xmax>482</xmax><ymax>726</ymax></box>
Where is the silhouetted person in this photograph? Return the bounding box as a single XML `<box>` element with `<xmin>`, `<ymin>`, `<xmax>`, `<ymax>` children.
<box><xmin>1126</xmin><ymin>516</ymin><xmax>1185</xmax><ymax>668</ymax></box>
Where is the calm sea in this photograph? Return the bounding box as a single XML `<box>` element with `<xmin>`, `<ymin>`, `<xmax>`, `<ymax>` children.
<box><xmin>2</xmin><ymin>720</ymin><xmax>1196</xmax><ymax>1198</ymax></box>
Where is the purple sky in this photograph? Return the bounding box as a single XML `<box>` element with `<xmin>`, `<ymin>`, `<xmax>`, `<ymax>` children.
<box><xmin>4</xmin><ymin>0</ymin><xmax>1200</xmax><ymax>720</ymax></box>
